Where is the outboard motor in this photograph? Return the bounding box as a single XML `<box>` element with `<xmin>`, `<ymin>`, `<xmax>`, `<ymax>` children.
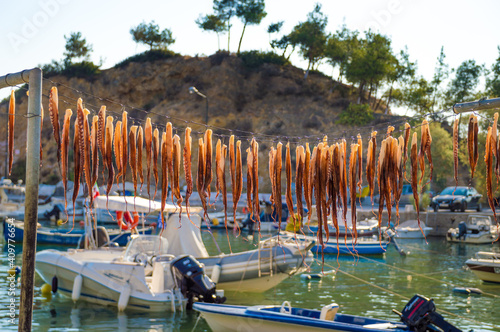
<box><xmin>395</xmin><ymin>294</ymin><xmax>461</xmax><ymax>332</ymax></box>
<box><xmin>457</xmin><ymin>221</ymin><xmax>467</xmax><ymax>240</ymax></box>
<box><xmin>171</xmin><ymin>255</ymin><xmax>226</xmax><ymax>309</ymax></box>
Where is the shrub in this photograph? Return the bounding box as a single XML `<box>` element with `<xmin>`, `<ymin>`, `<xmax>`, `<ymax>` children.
<box><xmin>41</xmin><ymin>60</ymin><xmax>100</xmax><ymax>79</ymax></box>
<box><xmin>115</xmin><ymin>49</ymin><xmax>179</xmax><ymax>68</ymax></box>
<box><xmin>336</xmin><ymin>103</ymin><xmax>374</xmax><ymax>126</ymax></box>
<box><xmin>239</xmin><ymin>51</ymin><xmax>289</xmax><ymax>69</ymax></box>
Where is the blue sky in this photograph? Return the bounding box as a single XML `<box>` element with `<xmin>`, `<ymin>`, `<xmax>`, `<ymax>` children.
<box><xmin>1</xmin><ymin>0</ymin><xmax>499</xmax><ymax>112</ymax></box>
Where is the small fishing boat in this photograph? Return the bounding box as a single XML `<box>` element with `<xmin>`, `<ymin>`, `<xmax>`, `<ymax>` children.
<box><xmin>382</xmin><ymin>220</ymin><xmax>432</xmax><ymax>239</ymax></box>
<box><xmin>163</xmin><ymin>215</ymin><xmax>315</xmax><ymax>292</ymax></box>
<box><xmin>36</xmin><ymin>234</ymin><xmax>225</xmax><ymax>312</ymax></box>
<box><xmin>466</xmin><ymin>251</ymin><xmax>500</xmax><ymax>283</ymax></box>
<box><xmin>446</xmin><ymin>215</ymin><xmax>497</xmax><ymax>244</ymax></box>
<box><xmin>308</xmin><ymin>217</ymin><xmax>379</xmax><ymax>238</ymax></box>
<box><xmin>290</xmin><ymin>232</ymin><xmax>387</xmax><ymax>255</ymax></box>
<box><xmin>3</xmin><ymin>219</ymin><xmax>152</xmax><ymax>246</ymax></box>
<box><xmin>194</xmin><ymin>294</ymin><xmax>460</xmax><ymax>332</ymax></box>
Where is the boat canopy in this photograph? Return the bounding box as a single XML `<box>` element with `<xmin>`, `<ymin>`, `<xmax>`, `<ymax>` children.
<box><xmin>162</xmin><ymin>214</ymin><xmax>209</xmax><ymax>258</ymax></box>
<box><xmin>94</xmin><ymin>195</ymin><xmax>177</xmax><ymax>213</ymax></box>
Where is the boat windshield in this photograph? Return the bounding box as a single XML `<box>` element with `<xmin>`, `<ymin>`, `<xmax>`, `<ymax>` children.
<box><xmin>124</xmin><ymin>235</ymin><xmax>169</xmax><ymax>258</ymax></box>
<box><xmin>468</xmin><ymin>216</ymin><xmax>491</xmax><ymax>226</ymax></box>
<box><xmin>440</xmin><ymin>187</ymin><xmax>466</xmax><ymax>196</ymax></box>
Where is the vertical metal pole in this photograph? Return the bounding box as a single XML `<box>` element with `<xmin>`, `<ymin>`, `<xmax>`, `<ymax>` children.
<box><xmin>18</xmin><ymin>68</ymin><xmax>42</xmax><ymax>332</ymax></box>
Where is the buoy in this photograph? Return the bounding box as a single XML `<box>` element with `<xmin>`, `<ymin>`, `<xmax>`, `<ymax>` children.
<box><xmin>301</xmin><ymin>273</ymin><xmax>322</xmax><ymax>281</ymax></box>
<box><xmin>212</xmin><ymin>218</ymin><xmax>219</xmax><ymax>226</ymax></box>
<box><xmin>8</xmin><ymin>266</ymin><xmax>20</xmax><ymax>275</ymax></box>
<box><xmin>57</xmin><ymin>219</ymin><xmax>63</xmax><ymax>226</ymax></box>
<box><xmin>453</xmin><ymin>287</ymin><xmax>483</xmax><ymax>295</ymax></box>
<box><xmin>117</xmin><ymin>285</ymin><xmax>131</xmax><ymax>311</ymax></box>
<box><xmin>211</xmin><ymin>263</ymin><xmax>222</xmax><ymax>284</ymax></box>
<box><xmin>52</xmin><ymin>276</ymin><xmax>58</xmax><ymax>294</ymax></box>
<box><xmin>72</xmin><ymin>275</ymin><xmax>83</xmax><ymax>301</ymax></box>
<box><xmin>41</xmin><ymin>283</ymin><xmax>52</xmax><ymax>297</ymax></box>
<box><xmin>79</xmin><ymin>220</ymin><xmax>85</xmax><ymax>227</ymax></box>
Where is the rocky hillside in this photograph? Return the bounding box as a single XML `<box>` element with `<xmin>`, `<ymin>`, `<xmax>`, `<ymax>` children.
<box><xmin>0</xmin><ymin>52</ymin><xmax>403</xmax><ymax>187</ymax></box>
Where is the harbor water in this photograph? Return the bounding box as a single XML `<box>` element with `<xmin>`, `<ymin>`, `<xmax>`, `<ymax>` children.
<box><xmin>1</xmin><ymin>224</ymin><xmax>499</xmax><ymax>331</ymax></box>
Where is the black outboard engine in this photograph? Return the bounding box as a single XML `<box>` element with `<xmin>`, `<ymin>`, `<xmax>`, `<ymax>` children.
<box><xmin>457</xmin><ymin>221</ymin><xmax>467</xmax><ymax>240</ymax></box>
<box><xmin>171</xmin><ymin>255</ymin><xmax>226</xmax><ymax>309</ymax></box>
<box><xmin>396</xmin><ymin>294</ymin><xmax>461</xmax><ymax>332</ymax></box>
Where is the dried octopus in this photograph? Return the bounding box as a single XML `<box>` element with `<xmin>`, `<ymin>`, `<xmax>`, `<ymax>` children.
<box><xmin>105</xmin><ymin>116</ymin><xmax>115</xmax><ymax>201</ymax></box>
<box><xmin>152</xmin><ymin>128</ymin><xmax>160</xmax><ymax>200</ymax></box>
<box><xmin>349</xmin><ymin>143</ymin><xmax>359</xmax><ymax>244</ymax></box>
<box><xmin>172</xmin><ymin>134</ymin><xmax>183</xmax><ymax>221</ymax></box>
<box><xmin>366</xmin><ymin>131</ymin><xmax>377</xmax><ymax>205</ymax></box>
<box><xmin>468</xmin><ymin>114</ymin><xmax>479</xmax><ymax>180</ymax></box>
<box><xmin>145</xmin><ymin>118</ymin><xmax>153</xmax><ymax>200</ymax></box>
<box><xmin>485</xmin><ymin>126</ymin><xmax>497</xmax><ymax>224</ymax></box>
<box><xmin>48</xmin><ymin>87</ymin><xmax>61</xmax><ymax>167</ymax></box>
<box><xmin>418</xmin><ymin>119</ymin><xmax>433</xmax><ymax>188</ymax></box>
<box><xmin>61</xmin><ymin>109</ymin><xmax>73</xmax><ymax>214</ymax></box>
<box><xmin>285</xmin><ymin>142</ymin><xmax>296</xmax><ymax>227</ymax></box>
<box><xmin>183</xmin><ymin>127</ymin><xmax>193</xmax><ymax>220</ymax></box>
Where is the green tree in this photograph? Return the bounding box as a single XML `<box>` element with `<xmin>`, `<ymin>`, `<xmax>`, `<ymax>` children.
<box><xmin>235</xmin><ymin>0</ymin><xmax>267</xmax><ymax>55</ymax></box>
<box><xmin>487</xmin><ymin>46</ymin><xmax>500</xmax><ymax>97</ymax></box>
<box><xmin>267</xmin><ymin>21</ymin><xmax>283</xmax><ymax>49</ymax></box>
<box><xmin>130</xmin><ymin>21</ymin><xmax>175</xmax><ymax>50</ymax></box>
<box><xmin>383</xmin><ymin>47</ymin><xmax>416</xmax><ymax>113</ymax></box>
<box><xmin>445</xmin><ymin>59</ymin><xmax>482</xmax><ymax>105</ymax></box>
<box><xmin>213</xmin><ymin>0</ymin><xmax>238</xmax><ymax>52</ymax></box>
<box><xmin>290</xmin><ymin>3</ymin><xmax>328</xmax><ymax>79</ymax></box>
<box><xmin>64</xmin><ymin>32</ymin><xmax>93</xmax><ymax>64</ymax></box>
<box><xmin>196</xmin><ymin>14</ymin><xmax>226</xmax><ymax>50</ymax></box>
<box><xmin>345</xmin><ymin>31</ymin><xmax>395</xmax><ymax>103</ymax></box>
<box><xmin>324</xmin><ymin>25</ymin><xmax>359</xmax><ymax>83</ymax></box>
<box><xmin>430</xmin><ymin>46</ymin><xmax>449</xmax><ymax>112</ymax></box>
<box><xmin>392</xmin><ymin>77</ymin><xmax>433</xmax><ymax>116</ymax></box>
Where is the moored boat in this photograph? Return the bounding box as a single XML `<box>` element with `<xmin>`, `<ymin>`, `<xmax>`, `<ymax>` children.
<box><xmin>36</xmin><ymin>234</ymin><xmax>225</xmax><ymax>312</ymax></box>
<box><xmin>446</xmin><ymin>215</ymin><xmax>497</xmax><ymax>244</ymax></box>
<box><xmin>194</xmin><ymin>294</ymin><xmax>460</xmax><ymax>332</ymax></box>
<box><xmin>3</xmin><ymin>219</ymin><xmax>152</xmax><ymax>246</ymax></box>
<box><xmin>466</xmin><ymin>251</ymin><xmax>500</xmax><ymax>283</ymax></box>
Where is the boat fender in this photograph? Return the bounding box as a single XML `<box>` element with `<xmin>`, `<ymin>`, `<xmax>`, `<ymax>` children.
<box><xmin>118</xmin><ymin>285</ymin><xmax>131</xmax><ymax>312</ymax></box>
<box><xmin>72</xmin><ymin>274</ymin><xmax>83</xmax><ymax>302</ymax></box>
<box><xmin>52</xmin><ymin>276</ymin><xmax>58</xmax><ymax>294</ymax></box>
<box><xmin>211</xmin><ymin>263</ymin><xmax>222</xmax><ymax>284</ymax></box>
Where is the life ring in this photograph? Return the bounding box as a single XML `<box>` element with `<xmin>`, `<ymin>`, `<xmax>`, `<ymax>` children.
<box><xmin>116</xmin><ymin>211</ymin><xmax>139</xmax><ymax>231</ymax></box>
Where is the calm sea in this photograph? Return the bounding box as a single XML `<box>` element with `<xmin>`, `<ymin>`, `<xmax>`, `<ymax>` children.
<box><xmin>0</xmin><ymin>224</ymin><xmax>499</xmax><ymax>331</ymax></box>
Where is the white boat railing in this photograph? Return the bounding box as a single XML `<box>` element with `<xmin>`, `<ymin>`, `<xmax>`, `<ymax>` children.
<box><xmin>475</xmin><ymin>251</ymin><xmax>500</xmax><ymax>260</ymax></box>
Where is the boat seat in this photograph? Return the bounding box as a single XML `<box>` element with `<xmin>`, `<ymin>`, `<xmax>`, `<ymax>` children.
<box><xmin>319</xmin><ymin>303</ymin><xmax>339</xmax><ymax>321</ymax></box>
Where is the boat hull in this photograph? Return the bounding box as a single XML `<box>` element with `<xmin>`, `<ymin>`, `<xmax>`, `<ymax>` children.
<box><xmin>3</xmin><ymin>220</ymin><xmax>152</xmax><ymax>246</ymax></box>
<box><xmin>194</xmin><ymin>303</ymin><xmax>410</xmax><ymax>332</ymax></box>
<box><xmin>36</xmin><ymin>249</ymin><xmax>182</xmax><ymax>312</ymax></box>
<box><xmin>199</xmin><ymin>245</ymin><xmax>312</xmax><ymax>292</ymax></box>
<box><xmin>466</xmin><ymin>254</ymin><xmax>500</xmax><ymax>283</ymax></box>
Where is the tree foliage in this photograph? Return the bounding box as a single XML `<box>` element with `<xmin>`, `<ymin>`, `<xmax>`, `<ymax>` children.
<box><xmin>64</xmin><ymin>32</ymin><xmax>93</xmax><ymax>63</ymax></box>
<box><xmin>196</xmin><ymin>14</ymin><xmax>226</xmax><ymax>50</ymax></box>
<box><xmin>336</xmin><ymin>103</ymin><xmax>373</xmax><ymax>126</ymax></box>
<box><xmin>445</xmin><ymin>59</ymin><xmax>482</xmax><ymax>105</ymax></box>
<box><xmin>213</xmin><ymin>0</ymin><xmax>238</xmax><ymax>51</ymax></box>
<box><xmin>487</xmin><ymin>46</ymin><xmax>500</xmax><ymax>97</ymax></box>
<box><xmin>235</xmin><ymin>0</ymin><xmax>267</xmax><ymax>55</ymax></box>
<box><xmin>130</xmin><ymin>21</ymin><xmax>175</xmax><ymax>50</ymax></box>
<box><xmin>290</xmin><ymin>4</ymin><xmax>328</xmax><ymax>78</ymax></box>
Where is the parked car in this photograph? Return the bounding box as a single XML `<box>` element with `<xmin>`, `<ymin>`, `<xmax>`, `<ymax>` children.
<box><xmin>431</xmin><ymin>186</ymin><xmax>482</xmax><ymax>212</ymax></box>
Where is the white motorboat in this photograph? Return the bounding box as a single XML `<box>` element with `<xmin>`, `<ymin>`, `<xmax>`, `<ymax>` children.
<box><xmin>162</xmin><ymin>214</ymin><xmax>315</xmax><ymax>292</ymax></box>
<box><xmin>382</xmin><ymin>220</ymin><xmax>432</xmax><ymax>239</ymax></box>
<box><xmin>466</xmin><ymin>251</ymin><xmax>500</xmax><ymax>283</ymax></box>
<box><xmin>36</xmin><ymin>234</ymin><xmax>225</xmax><ymax>312</ymax></box>
<box><xmin>446</xmin><ymin>215</ymin><xmax>497</xmax><ymax>244</ymax></box>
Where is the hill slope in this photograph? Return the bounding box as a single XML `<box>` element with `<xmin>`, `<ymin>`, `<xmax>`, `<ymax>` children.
<box><xmin>0</xmin><ymin>52</ymin><xmax>403</xmax><ymax>184</ymax></box>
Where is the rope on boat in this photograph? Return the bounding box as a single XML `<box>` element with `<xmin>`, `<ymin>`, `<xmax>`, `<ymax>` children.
<box><xmin>315</xmin><ymin>258</ymin><xmax>500</xmax><ymax>330</ymax></box>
